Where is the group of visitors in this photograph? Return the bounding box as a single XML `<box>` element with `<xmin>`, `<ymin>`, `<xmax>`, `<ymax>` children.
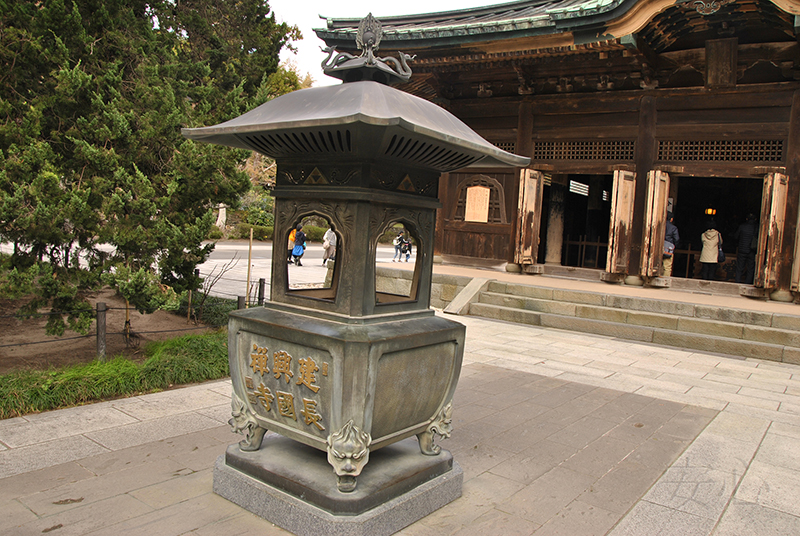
<box><xmin>287</xmin><ymin>225</ymin><xmax>337</xmax><ymax>267</ymax></box>
<box><xmin>392</xmin><ymin>232</ymin><xmax>412</xmax><ymax>262</ymax></box>
<box><xmin>287</xmin><ymin>225</ymin><xmax>412</xmax><ymax>265</ymax></box>
<box><xmin>661</xmin><ymin>212</ymin><xmax>757</xmax><ymax>283</ymax></box>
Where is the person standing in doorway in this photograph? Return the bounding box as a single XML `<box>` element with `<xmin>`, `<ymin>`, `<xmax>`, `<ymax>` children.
<box><xmin>700</xmin><ymin>220</ymin><xmax>722</xmax><ymax>281</ymax></box>
<box><xmin>733</xmin><ymin>213</ymin><xmax>757</xmax><ymax>284</ymax></box>
<box><xmin>322</xmin><ymin>226</ymin><xmax>337</xmax><ymax>265</ymax></box>
<box><xmin>660</xmin><ymin>212</ymin><xmax>679</xmax><ymax>277</ymax></box>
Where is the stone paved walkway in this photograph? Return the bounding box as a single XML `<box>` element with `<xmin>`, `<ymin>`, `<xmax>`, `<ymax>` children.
<box><xmin>4</xmin><ymin>308</ymin><xmax>800</xmax><ymax>534</ymax></box>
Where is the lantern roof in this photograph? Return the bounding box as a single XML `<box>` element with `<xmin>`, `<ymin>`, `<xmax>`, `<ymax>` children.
<box><xmin>181</xmin><ymin>80</ymin><xmax>529</xmax><ymax>172</ymax></box>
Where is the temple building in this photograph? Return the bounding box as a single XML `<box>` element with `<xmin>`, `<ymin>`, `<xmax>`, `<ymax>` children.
<box><xmin>316</xmin><ymin>0</ymin><xmax>800</xmax><ymax>298</ymax></box>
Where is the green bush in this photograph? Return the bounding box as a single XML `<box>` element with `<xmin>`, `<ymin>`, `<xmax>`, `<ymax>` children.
<box><xmin>302</xmin><ymin>225</ymin><xmax>325</xmax><ymax>242</ymax></box>
<box><xmin>379</xmin><ymin>226</ymin><xmax>406</xmax><ymax>244</ymax></box>
<box><xmin>235</xmin><ymin>223</ymin><xmax>273</xmax><ymax>241</ymax></box>
<box><xmin>0</xmin><ymin>330</ymin><xmax>229</xmax><ymax>419</ymax></box>
<box><xmin>207</xmin><ymin>225</ymin><xmax>223</xmax><ymax>240</ymax></box>
<box><xmin>176</xmin><ymin>293</ymin><xmax>238</xmax><ymax>328</ymax></box>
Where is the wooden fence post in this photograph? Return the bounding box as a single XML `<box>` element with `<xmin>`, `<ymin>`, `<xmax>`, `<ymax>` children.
<box><xmin>96</xmin><ymin>302</ymin><xmax>107</xmax><ymax>361</ymax></box>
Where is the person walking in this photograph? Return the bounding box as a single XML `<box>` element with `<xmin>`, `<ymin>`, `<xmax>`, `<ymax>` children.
<box><xmin>291</xmin><ymin>225</ymin><xmax>306</xmax><ymax>266</ymax></box>
<box><xmin>733</xmin><ymin>213</ymin><xmax>757</xmax><ymax>284</ymax></box>
<box><xmin>287</xmin><ymin>227</ymin><xmax>296</xmax><ymax>264</ymax></box>
<box><xmin>660</xmin><ymin>212</ymin><xmax>679</xmax><ymax>277</ymax></box>
<box><xmin>392</xmin><ymin>232</ymin><xmax>403</xmax><ymax>262</ymax></box>
<box><xmin>322</xmin><ymin>226</ymin><xmax>337</xmax><ymax>265</ymax></box>
<box><xmin>401</xmin><ymin>236</ymin><xmax>412</xmax><ymax>262</ymax></box>
<box><xmin>700</xmin><ymin>220</ymin><xmax>722</xmax><ymax>281</ymax></box>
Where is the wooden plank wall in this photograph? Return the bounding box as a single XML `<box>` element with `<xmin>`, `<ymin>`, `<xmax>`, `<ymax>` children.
<box><xmin>438</xmin><ymin>169</ymin><xmax>518</xmax><ymax>260</ymax></box>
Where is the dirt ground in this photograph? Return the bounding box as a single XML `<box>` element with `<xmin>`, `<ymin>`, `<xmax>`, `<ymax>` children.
<box><xmin>0</xmin><ymin>288</ymin><xmax>215</xmax><ymax>375</ymax></box>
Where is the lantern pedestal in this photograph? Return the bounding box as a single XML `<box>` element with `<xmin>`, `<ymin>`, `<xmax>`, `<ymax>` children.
<box><xmin>213</xmin><ymin>435</ymin><xmax>462</xmax><ymax>536</ymax></box>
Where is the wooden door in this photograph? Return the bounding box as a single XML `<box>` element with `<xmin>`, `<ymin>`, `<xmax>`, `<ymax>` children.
<box><xmin>642</xmin><ymin>170</ymin><xmax>671</xmax><ymax>277</ymax></box>
<box><xmin>606</xmin><ymin>170</ymin><xmax>636</xmax><ymax>274</ymax></box>
<box><xmin>515</xmin><ymin>169</ymin><xmax>544</xmax><ymax>265</ymax></box>
<box><xmin>755</xmin><ymin>172</ymin><xmax>788</xmax><ymax>288</ymax></box>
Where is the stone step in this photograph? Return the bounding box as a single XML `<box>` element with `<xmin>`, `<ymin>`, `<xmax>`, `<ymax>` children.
<box><xmin>469</xmin><ymin>302</ymin><xmax>800</xmax><ymax>364</ymax></box>
<box><xmin>477</xmin><ymin>291</ymin><xmax>800</xmax><ymax>348</ymax></box>
<box><xmin>486</xmin><ymin>281</ymin><xmax>800</xmax><ymax>332</ymax></box>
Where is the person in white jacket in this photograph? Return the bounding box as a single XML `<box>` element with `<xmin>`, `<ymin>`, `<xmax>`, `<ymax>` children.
<box><xmin>322</xmin><ymin>227</ymin><xmax>337</xmax><ymax>265</ymax></box>
<box><xmin>700</xmin><ymin>220</ymin><xmax>722</xmax><ymax>281</ymax></box>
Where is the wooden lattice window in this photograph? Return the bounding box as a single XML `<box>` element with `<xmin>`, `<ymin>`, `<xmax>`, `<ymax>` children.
<box><xmin>532</xmin><ymin>141</ymin><xmax>635</xmax><ymax>160</ymax></box>
<box><xmin>657</xmin><ymin>140</ymin><xmax>784</xmax><ymax>162</ymax></box>
<box><xmin>452</xmin><ymin>175</ymin><xmax>508</xmax><ymax>224</ymax></box>
<box><xmin>493</xmin><ymin>141</ymin><xmax>516</xmax><ymax>154</ymax></box>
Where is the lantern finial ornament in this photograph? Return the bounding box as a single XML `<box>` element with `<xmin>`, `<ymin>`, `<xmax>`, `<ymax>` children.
<box><xmin>321</xmin><ymin>14</ymin><xmax>415</xmax><ymax>85</ymax></box>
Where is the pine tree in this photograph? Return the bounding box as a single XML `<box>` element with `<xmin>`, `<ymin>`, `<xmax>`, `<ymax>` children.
<box><xmin>0</xmin><ymin>0</ymin><xmax>301</xmax><ymax>334</ymax></box>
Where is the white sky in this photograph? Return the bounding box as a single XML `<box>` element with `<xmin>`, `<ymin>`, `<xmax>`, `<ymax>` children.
<box><xmin>268</xmin><ymin>0</ymin><xmax>503</xmax><ymax>86</ymax></box>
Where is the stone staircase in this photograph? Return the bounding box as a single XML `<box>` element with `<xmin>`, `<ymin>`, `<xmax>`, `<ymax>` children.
<box><xmin>467</xmin><ymin>280</ymin><xmax>800</xmax><ymax>364</ymax></box>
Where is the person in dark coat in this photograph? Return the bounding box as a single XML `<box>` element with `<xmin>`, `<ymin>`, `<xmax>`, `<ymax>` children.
<box><xmin>660</xmin><ymin>212</ymin><xmax>679</xmax><ymax>277</ymax></box>
<box><xmin>291</xmin><ymin>225</ymin><xmax>307</xmax><ymax>266</ymax></box>
<box><xmin>733</xmin><ymin>213</ymin><xmax>758</xmax><ymax>284</ymax></box>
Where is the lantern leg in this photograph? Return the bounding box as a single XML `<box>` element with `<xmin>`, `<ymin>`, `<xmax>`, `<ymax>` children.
<box><xmin>327</xmin><ymin>420</ymin><xmax>371</xmax><ymax>492</ymax></box>
<box><xmin>229</xmin><ymin>392</ymin><xmax>268</xmax><ymax>452</ymax></box>
<box><xmin>417</xmin><ymin>403</ymin><xmax>454</xmax><ymax>456</ymax></box>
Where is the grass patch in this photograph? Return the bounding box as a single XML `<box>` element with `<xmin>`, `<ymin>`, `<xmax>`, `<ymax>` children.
<box><xmin>0</xmin><ymin>329</ymin><xmax>229</xmax><ymax>419</ymax></box>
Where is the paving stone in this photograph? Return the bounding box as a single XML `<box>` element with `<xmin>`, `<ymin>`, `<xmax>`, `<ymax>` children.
<box><xmin>84</xmin><ymin>412</ymin><xmax>226</xmax><ymax>451</ymax></box>
<box><xmin>713</xmin><ymin>498</ymin><xmax>800</xmax><ymax>536</ymax></box>
<box><xmin>0</xmin><ymin>405</ymin><xmax>139</xmax><ymax>448</ymax></box>
<box><xmin>0</xmin><ymin>435</ymin><xmax>110</xmax><ymax>480</ymax></box>
<box><xmin>669</xmin><ymin>432</ymin><xmax>756</xmax><ymax>478</ymax></box>
<box><xmin>560</xmin><ymin>436</ymin><xmax>638</xmax><ymax>478</ymax></box>
<box><xmin>654</xmin><ymin>409</ymin><xmax>714</xmax><ymax>442</ymax></box>
<box><xmin>17</xmin><ymin>457</ymin><xmax>185</xmax><ymax>517</ymax></box>
<box><xmin>113</xmin><ymin>388</ymin><xmax>230</xmax><ymax>421</ymax></box>
<box><xmin>578</xmin><ymin>460</ymin><xmax>664</xmax><ymax>514</ymax></box>
<box><xmin>608</xmin><ymin>500</ymin><xmax>716</xmax><ymax>536</ymax></box>
<box><xmin>489</xmin><ymin>439</ymin><xmax>579</xmax><ymax>486</ymax></box>
<box><xmin>461</xmin><ymin>470</ymin><xmax>527</xmax><ymax>508</ymax></box>
<box><xmin>130</xmin><ymin>468</ymin><xmax>213</xmax><ymax>508</ymax></box>
<box><xmin>642</xmin><ymin>465</ymin><xmax>738</xmax><ymax>520</ymax></box>
<box><xmin>498</xmin><ymin>466</ymin><xmax>595</xmax><ymax>525</ymax></box>
<box><xmin>625</xmin><ymin>311</ymin><xmax>679</xmax><ymax>330</ymax></box>
<box><xmin>77</xmin><ymin>429</ymin><xmax>226</xmax><ymax>476</ymax></box>
<box><xmin>448</xmin><ymin>442</ymin><xmax>516</xmax><ymax>483</ymax></box>
<box><xmin>0</xmin><ymin>461</ymin><xmax>95</xmax><ymax>503</ymax></box>
<box><xmin>550</xmin><ymin>415</ymin><xmax>621</xmax><ymax>451</ymax></box>
<box><xmin>489</xmin><ymin>420</ymin><xmax>564</xmax><ymax>454</ymax></box>
<box><xmin>533</xmin><ymin>499</ymin><xmax>619</xmax><ymax>536</ymax></box>
<box><xmin>685</xmin><ymin>386</ymin><xmax>780</xmax><ymax>411</ymax></box>
<box><xmin>14</xmin><ymin>493</ymin><xmax>154</xmax><ymax>536</ymax></box>
<box><xmin>752</xmin><ymin>432</ymin><xmax>800</xmax><ymax>473</ymax></box>
<box><xmin>736</xmin><ymin>461</ymin><xmax>800</xmax><ymax>517</ymax></box>
<box><xmin>81</xmin><ymin>490</ymin><xmax>242</xmax><ymax>536</ymax></box>
<box><xmin>451</xmin><ymin>507</ymin><xmax>539</xmax><ymax>536</ymax></box>
<box><xmin>189</xmin><ymin>511</ymin><xmax>291</xmax><ymax>536</ymax></box>
<box><xmin>0</xmin><ymin>498</ymin><xmax>38</xmax><ymax>533</ymax></box>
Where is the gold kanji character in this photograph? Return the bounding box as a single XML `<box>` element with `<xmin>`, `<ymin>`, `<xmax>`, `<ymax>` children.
<box><xmin>255</xmin><ymin>383</ymin><xmax>274</xmax><ymax>411</ymax></box>
<box><xmin>301</xmin><ymin>398</ymin><xmax>325</xmax><ymax>431</ymax></box>
<box><xmin>273</xmin><ymin>351</ymin><xmax>293</xmax><ymax>383</ymax></box>
<box><xmin>250</xmin><ymin>344</ymin><xmax>269</xmax><ymax>375</ymax></box>
<box><xmin>276</xmin><ymin>391</ymin><xmax>297</xmax><ymax>420</ymax></box>
<box><xmin>296</xmin><ymin>357</ymin><xmax>320</xmax><ymax>393</ymax></box>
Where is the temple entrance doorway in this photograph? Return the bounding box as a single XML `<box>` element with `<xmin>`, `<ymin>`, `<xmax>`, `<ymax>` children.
<box><xmin>539</xmin><ymin>174</ymin><xmax>614</xmax><ymax>270</ymax></box>
<box><xmin>670</xmin><ymin>176</ymin><xmax>763</xmax><ymax>280</ymax></box>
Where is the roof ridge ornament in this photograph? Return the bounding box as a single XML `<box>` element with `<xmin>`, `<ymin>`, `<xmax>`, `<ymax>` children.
<box><xmin>689</xmin><ymin>0</ymin><xmax>734</xmax><ymax>15</ymax></box>
<box><xmin>321</xmin><ymin>13</ymin><xmax>415</xmax><ymax>85</ymax></box>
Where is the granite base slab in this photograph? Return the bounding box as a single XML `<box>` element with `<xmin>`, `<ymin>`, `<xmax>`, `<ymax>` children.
<box><xmin>213</xmin><ymin>435</ymin><xmax>463</xmax><ymax>536</ymax></box>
